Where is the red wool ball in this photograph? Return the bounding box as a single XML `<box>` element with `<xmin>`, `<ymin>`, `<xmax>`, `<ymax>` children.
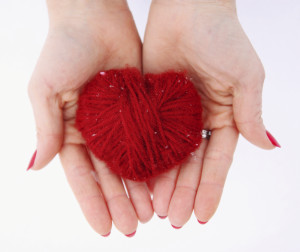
<box><xmin>76</xmin><ymin>68</ymin><xmax>203</xmax><ymax>181</ymax></box>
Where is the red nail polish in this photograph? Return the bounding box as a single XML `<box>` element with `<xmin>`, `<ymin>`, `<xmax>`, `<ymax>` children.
<box><xmin>171</xmin><ymin>224</ymin><xmax>182</xmax><ymax>229</ymax></box>
<box><xmin>197</xmin><ymin>219</ymin><xmax>208</xmax><ymax>224</ymax></box>
<box><xmin>125</xmin><ymin>231</ymin><xmax>136</xmax><ymax>237</ymax></box>
<box><xmin>27</xmin><ymin>150</ymin><xmax>37</xmax><ymax>171</ymax></box>
<box><xmin>158</xmin><ymin>215</ymin><xmax>167</xmax><ymax>219</ymax></box>
<box><xmin>101</xmin><ymin>231</ymin><xmax>111</xmax><ymax>237</ymax></box>
<box><xmin>266</xmin><ymin>131</ymin><xmax>281</xmax><ymax>148</ymax></box>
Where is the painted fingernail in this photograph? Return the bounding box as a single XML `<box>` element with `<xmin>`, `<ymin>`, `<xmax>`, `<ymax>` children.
<box><xmin>197</xmin><ymin>219</ymin><xmax>208</xmax><ymax>224</ymax></box>
<box><xmin>266</xmin><ymin>131</ymin><xmax>281</xmax><ymax>148</ymax></box>
<box><xmin>171</xmin><ymin>224</ymin><xmax>182</xmax><ymax>229</ymax></box>
<box><xmin>27</xmin><ymin>150</ymin><xmax>37</xmax><ymax>171</ymax></box>
<box><xmin>158</xmin><ymin>215</ymin><xmax>167</xmax><ymax>219</ymax></box>
<box><xmin>125</xmin><ymin>231</ymin><xmax>136</xmax><ymax>237</ymax></box>
<box><xmin>101</xmin><ymin>231</ymin><xmax>111</xmax><ymax>237</ymax></box>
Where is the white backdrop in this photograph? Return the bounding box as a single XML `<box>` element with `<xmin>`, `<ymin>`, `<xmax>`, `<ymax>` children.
<box><xmin>0</xmin><ymin>0</ymin><xmax>299</xmax><ymax>251</ymax></box>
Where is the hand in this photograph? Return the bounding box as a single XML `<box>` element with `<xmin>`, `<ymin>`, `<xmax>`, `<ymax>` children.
<box><xmin>143</xmin><ymin>0</ymin><xmax>279</xmax><ymax>227</ymax></box>
<box><xmin>28</xmin><ymin>0</ymin><xmax>153</xmax><ymax>236</ymax></box>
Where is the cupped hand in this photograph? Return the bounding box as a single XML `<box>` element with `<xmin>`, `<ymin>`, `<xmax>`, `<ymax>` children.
<box><xmin>28</xmin><ymin>0</ymin><xmax>153</xmax><ymax>236</ymax></box>
<box><xmin>143</xmin><ymin>0</ymin><xmax>278</xmax><ymax>227</ymax></box>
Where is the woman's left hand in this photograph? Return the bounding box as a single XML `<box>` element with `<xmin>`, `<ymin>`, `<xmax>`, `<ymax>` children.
<box><xmin>143</xmin><ymin>0</ymin><xmax>278</xmax><ymax>227</ymax></box>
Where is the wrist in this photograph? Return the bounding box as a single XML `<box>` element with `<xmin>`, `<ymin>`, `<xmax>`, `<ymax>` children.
<box><xmin>46</xmin><ymin>0</ymin><xmax>129</xmax><ymax>27</ymax></box>
<box><xmin>152</xmin><ymin>0</ymin><xmax>237</xmax><ymax>18</ymax></box>
<box><xmin>152</xmin><ymin>0</ymin><xmax>236</xmax><ymax>10</ymax></box>
<box><xmin>152</xmin><ymin>0</ymin><xmax>235</xmax><ymax>4</ymax></box>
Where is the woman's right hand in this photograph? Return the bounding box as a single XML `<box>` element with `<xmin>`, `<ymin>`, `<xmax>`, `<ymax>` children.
<box><xmin>27</xmin><ymin>0</ymin><xmax>153</xmax><ymax>237</ymax></box>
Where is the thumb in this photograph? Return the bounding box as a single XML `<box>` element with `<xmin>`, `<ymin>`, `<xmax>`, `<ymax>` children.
<box><xmin>233</xmin><ymin>79</ymin><xmax>280</xmax><ymax>150</ymax></box>
<box><xmin>27</xmin><ymin>77</ymin><xmax>63</xmax><ymax>170</ymax></box>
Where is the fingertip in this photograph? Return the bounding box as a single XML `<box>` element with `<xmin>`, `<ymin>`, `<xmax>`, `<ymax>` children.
<box><xmin>101</xmin><ymin>231</ymin><xmax>111</xmax><ymax>237</ymax></box>
<box><xmin>139</xmin><ymin>209</ymin><xmax>154</xmax><ymax>224</ymax></box>
<box><xmin>151</xmin><ymin>168</ymin><xmax>179</xmax><ymax>217</ymax></box>
<box><xmin>26</xmin><ymin>150</ymin><xmax>37</xmax><ymax>171</ymax></box>
<box><xmin>171</xmin><ymin>224</ymin><xmax>182</xmax><ymax>229</ymax></box>
<box><xmin>266</xmin><ymin>130</ymin><xmax>281</xmax><ymax>148</ymax></box>
<box><xmin>157</xmin><ymin>214</ymin><xmax>167</xmax><ymax>219</ymax></box>
<box><xmin>197</xmin><ymin>219</ymin><xmax>208</xmax><ymax>225</ymax></box>
<box><xmin>32</xmin><ymin>133</ymin><xmax>63</xmax><ymax>170</ymax></box>
<box><xmin>125</xmin><ymin>230</ymin><xmax>136</xmax><ymax>238</ymax></box>
<box><xmin>92</xmin><ymin>220</ymin><xmax>112</xmax><ymax>237</ymax></box>
<box><xmin>237</xmin><ymin>122</ymin><xmax>276</xmax><ymax>150</ymax></box>
<box><xmin>124</xmin><ymin>180</ymin><xmax>154</xmax><ymax>224</ymax></box>
<box><xmin>233</xmin><ymin>83</ymin><xmax>277</xmax><ymax>150</ymax></box>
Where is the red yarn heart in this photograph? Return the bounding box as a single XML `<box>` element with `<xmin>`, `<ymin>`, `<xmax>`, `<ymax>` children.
<box><xmin>76</xmin><ymin>68</ymin><xmax>203</xmax><ymax>181</ymax></box>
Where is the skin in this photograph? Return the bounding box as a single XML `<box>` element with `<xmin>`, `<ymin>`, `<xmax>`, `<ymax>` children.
<box><xmin>28</xmin><ymin>0</ymin><xmax>277</xmax><ymax>235</ymax></box>
<box><xmin>28</xmin><ymin>0</ymin><xmax>153</xmax><ymax>236</ymax></box>
<box><xmin>143</xmin><ymin>0</ymin><xmax>275</xmax><ymax>227</ymax></box>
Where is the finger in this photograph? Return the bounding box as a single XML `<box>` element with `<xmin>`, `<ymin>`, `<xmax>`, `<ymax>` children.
<box><xmin>59</xmin><ymin>144</ymin><xmax>112</xmax><ymax>236</ymax></box>
<box><xmin>90</xmin><ymin>153</ymin><xmax>138</xmax><ymax>236</ymax></box>
<box><xmin>27</xmin><ymin>78</ymin><xmax>63</xmax><ymax>170</ymax></box>
<box><xmin>168</xmin><ymin>140</ymin><xmax>208</xmax><ymax>228</ymax></box>
<box><xmin>194</xmin><ymin>126</ymin><xmax>238</xmax><ymax>223</ymax></box>
<box><xmin>233</xmin><ymin>77</ymin><xmax>280</xmax><ymax>149</ymax></box>
<box><xmin>124</xmin><ymin>179</ymin><xmax>154</xmax><ymax>223</ymax></box>
<box><xmin>150</xmin><ymin>166</ymin><xmax>180</xmax><ymax>218</ymax></box>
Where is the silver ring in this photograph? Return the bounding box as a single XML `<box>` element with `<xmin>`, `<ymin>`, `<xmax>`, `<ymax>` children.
<box><xmin>202</xmin><ymin>129</ymin><xmax>212</xmax><ymax>140</ymax></box>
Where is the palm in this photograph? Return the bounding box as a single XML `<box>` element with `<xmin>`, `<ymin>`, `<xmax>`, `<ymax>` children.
<box><xmin>143</xmin><ymin>1</ymin><xmax>264</xmax><ymax>226</ymax></box>
<box><xmin>35</xmin><ymin>13</ymin><xmax>141</xmax><ymax>145</ymax></box>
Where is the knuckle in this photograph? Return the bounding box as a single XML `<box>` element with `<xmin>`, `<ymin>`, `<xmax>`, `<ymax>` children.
<box><xmin>36</xmin><ymin>128</ymin><xmax>62</xmax><ymax>141</ymax></box>
<box><xmin>235</xmin><ymin>114</ymin><xmax>264</xmax><ymax>137</ymax></box>
<box><xmin>204</xmin><ymin>148</ymin><xmax>233</xmax><ymax>165</ymax></box>
<box><xmin>238</xmin><ymin>63</ymin><xmax>265</xmax><ymax>91</ymax></box>
<box><xmin>236</xmin><ymin>109</ymin><xmax>262</xmax><ymax>125</ymax></box>
<box><xmin>68</xmin><ymin>164</ymin><xmax>92</xmax><ymax>179</ymax></box>
<box><xmin>106</xmin><ymin>193</ymin><xmax>127</xmax><ymax>204</ymax></box>
<box><xmin>126</xmin><ymin>182</ymin><xmax>145</xmax><ymax>191</ymax></box>
<box><xmin>157</xmin><ymin>174</ymin><xmax>177</xmax><ymax>186</ymax></box>
<box><xmin>176</xmin><ymin>184</ymin><xmax>197</xmax><ymax>193</ymax></box>
<box><xmin>200</xmin><ymin>180</ymin><xmax>225</xmax><ymax>191</ymax></box>
<box><xmin>77</xmin><ymin>193</ymin><xmax>103</xmax><ymax>205</ymax></box>
<box><xmin>27</xmin><ymin>74</ymin><xmax>58</xmax><ymax>102</ymax></box>
<box><xmin>187</xmin><ymin>151</ymin><xmax>204</xmax><ymax>165</ymax></box>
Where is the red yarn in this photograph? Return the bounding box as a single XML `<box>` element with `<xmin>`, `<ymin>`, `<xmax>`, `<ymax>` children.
<box><xmin>76</xmin><ymin>68</ymin><xmax>203</xmax><ymax>181</ymax></box>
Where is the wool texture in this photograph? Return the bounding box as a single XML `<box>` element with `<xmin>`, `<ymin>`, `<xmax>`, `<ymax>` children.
<box><xmin>76</xmin><ymin>68</ymin><xmax>203</xmax><ymax>181</ymax></box>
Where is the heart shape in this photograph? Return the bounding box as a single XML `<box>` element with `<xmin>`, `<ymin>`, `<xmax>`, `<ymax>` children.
<box><xmin>76</xmin><ymin>68</ymin><xmax>203</xmax><ymax>181</ymax></box>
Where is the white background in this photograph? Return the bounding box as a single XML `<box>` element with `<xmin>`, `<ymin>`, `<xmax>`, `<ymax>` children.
<box><xmin>0</xmin><ymin>0</ymin><xmax>299</xmax><ymax>251</ymax></box>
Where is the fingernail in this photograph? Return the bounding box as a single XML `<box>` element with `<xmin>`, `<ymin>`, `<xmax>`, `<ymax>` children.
<box><xmin>171</xmin><ymin>224</ymin><xmax>182</xmax><ymax>229</ymax></box>
<box><xmin>101</xmin><ymin>231</ymin><xmax>111</xmax><ymax>237</ymax></box>
<box><xmin>197</xmin><ymin>219</ymin><xmax>208</xmax><ymax>224</ymax></box>
<box><xmin>125</xmin><ymin>231</ymin><xmax>136</xmax><ymax>237</ymax></box>
<box><xmin>158</xmin><ymin>215</ymin><xmax>167</xmax><ymax>219</ymax></box>
<box><xmin>266</xmin><ymin>131</ymin><xmax>281</xmax><ymax>148</ymax></box>
<box><xmin>27</xmin><ymin>150</ymin><xmax>37</xmax><ymax>171</ymax></box>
